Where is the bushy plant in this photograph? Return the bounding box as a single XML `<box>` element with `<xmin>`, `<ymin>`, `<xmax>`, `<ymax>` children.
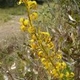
<box><xmin>18</xmin><ymin>0</ymin><xmax>75</xmax><ymax>80</ymax></box>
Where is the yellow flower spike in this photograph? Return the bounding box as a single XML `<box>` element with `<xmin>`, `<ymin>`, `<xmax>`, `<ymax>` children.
<box><xmin>28</xmin><ymin>26</ymin><xmax>36</xmax><ymax>34</ymax></box>
<box><xmin>20</xmin><ymin>17</ymin><xmax>24</xmax><ymax>23</ymax></box>
<box><xmin>23</xmin><ymin>19</ymin><xmax>29</xmax><ymax>26</ymax></box>
<box><xmin>27</xmin><ymin>1</ymin><xmax>37</xmax><ymax>9</ymax></box>
<box><xmin>19</xmin><ymin>0</ymin><xmax>74</xmax><ymax>79</ymax></box>
<box><xmin>70</xmin><ymin>72</ymin><xmax>74</xmax><ymax>77</ymax></box>
<box><xmin>30</xmin><ymin>12</ymin><xmax>38</xmax><ymax>20</ymax></box>
<box><xmin>20</xmin><ymin>25</ymin><xmax>27</xmax><ymax>31</ymax></box>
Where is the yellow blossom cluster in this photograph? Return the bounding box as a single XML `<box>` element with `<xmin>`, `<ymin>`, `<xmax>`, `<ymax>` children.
<box><xmin>19</xmin><ymin>0</ymin><xmax>74</xmax><ymax>80</ymax></box>
<box><xmin>19</xmin><ymin>0</ymin><xmax>38</xmax><ymax>33</ymax></box>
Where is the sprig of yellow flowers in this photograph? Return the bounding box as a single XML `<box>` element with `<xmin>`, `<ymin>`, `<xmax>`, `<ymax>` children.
<box><xmin>19</xmin><ymin>0</ymin><xmax>74</xmax><ymax>80</ymax></box>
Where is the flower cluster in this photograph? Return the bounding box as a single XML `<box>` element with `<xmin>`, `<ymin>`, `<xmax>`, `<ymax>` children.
<box><xmin>19</xmin><ymin>0</ymin><xmax>74</xmax><ymax>80</ymax></box>
<box><xmin>19</xmin><ymin>0</ymin><xmax>38</xmax><ymax>33</ymax></box>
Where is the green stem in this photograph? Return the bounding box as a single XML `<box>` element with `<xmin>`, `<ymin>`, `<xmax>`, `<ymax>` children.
<box><xmin>35</xmin><ymin>33</ymin><xmax>60</xmax><ymax>77</ymax></box>
<box><xmin>24</xmin><ymin>0</ymin><xmax>33</xmax><ymax>27</ymax></box>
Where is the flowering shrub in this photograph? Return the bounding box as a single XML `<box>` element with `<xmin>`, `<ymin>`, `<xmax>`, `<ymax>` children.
<box><xmin>19</xmin><ymin>0</ymin><xmax>75</xmax><ymax>80</ymax></box>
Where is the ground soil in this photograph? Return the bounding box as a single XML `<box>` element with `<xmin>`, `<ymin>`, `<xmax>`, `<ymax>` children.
<box><xmin>0</xmin><ymin>15</ymin><xmax>23</xmax><ymax>43</ymax></box>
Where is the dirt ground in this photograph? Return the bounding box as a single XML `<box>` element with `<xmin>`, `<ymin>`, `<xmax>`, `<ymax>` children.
<box><xmin>0</xmin><ymin>16</ymin><xmax>23</xmax><ymax>43</ymax></box>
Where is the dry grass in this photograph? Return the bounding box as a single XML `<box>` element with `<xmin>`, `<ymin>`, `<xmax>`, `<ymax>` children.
<box><xmin>0</xmin><ymin>5</ymin><xmax>26</xmax><ymax>23</ymax></box>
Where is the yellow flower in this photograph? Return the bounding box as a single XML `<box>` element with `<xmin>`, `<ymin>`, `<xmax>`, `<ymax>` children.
<box><xmin>47</xmin><ymin>42</ymin><xmax>54</xmax><ymax>49</ymax></box>
<box><xmin>20</xmin><ymin>17</ymin><xmax>24</xmax><ymax>23</ymax></box>
<box><xmin>55</xmin><ymin>62</ymin><xmax>61</xmax><ymax>71</ymax></box>
<box><xmin>23</xmin><ymin>19</ymin><xmax>29</xmax><ymax>26</ymax></box>
<box><xmin>39</xmin><ymin>31</ymin><xmax>51</xmax><ymax>43</ymax></box>
<box><xmin>28</xmin><ymin>26</ymin><xmax>36</xmax><ymax>33</ymax></box>
<box><xmin>44</xmin><ymin>62</ymin><xmax>52</xmax><ymax>69</ymax></box>
<box><xmin>56</xmin><ymin>53</ymin><xmax>62</xmax><ymax>59</ymax></box>
<box><xmin>41</xmin><ymin>58</ymin><xmax>46</xmax><ymax>63</ymax></box>
<box><xmin>40</xmin><ymin>32</ymin><xmax>50</xmax><ymax>36</ymax></box>
<box><xmin>30</xmin><ymin>12</ymin><xmax>38</xmax><ymax>20</ymax></box>
<box><xmin>20</xmin><ymin>25</ymin><xmax>27</xmax><ymax>31</ymax></box>
<box><xmin>38</xmin><ymin>51</ymin><xmax>43</xmax><ymax>57</ymax></box>
<box><xmin>18</xmin><ymin>0</ymin><xmax>23</xmax><ymax>5</ymax></box>
<box><xmin>54</xmin><ymin>73</ymin><xmax>59</xmax><ymax>78</ymax></box>
<box><xmin>66</xmin><ymin>72</ymin><xmax>70</xmax><ymax>78</ymax></box>
<box><xmin>51</xmin><ymin>69</ymin><xmax>56</xmax><ymax>75</ymax></box>
<box><xmin>31</xmin><ymin>34</ymin><xmax>37</xmax><ymax>40</ymax></box>
<box><xmin>70</xmin><ymin>72</ymin><xmax>74</xmax><ymax>77</ymax></box>
<box><xmin>30</xmin><ymin>43</ymin><xmax>38</xmax><ymax>50</ymax></box>
<box><xmin>29</xmin><ymin>39</ymin><xmax>34</xmax><ymax>43</ymax></box>
<box><xmin>59</xmin><ymin>73</ymin><xmax>64</xmax><ymax>79</ymax></box>
<box><xmin>61</xmin><ymin>62</ymin><xmax>66</xmax><ymax>69</ymax></box>
<box><xmin>56</xmin><ymin>62</ymin><xmax>61</xmax><ymax>66</ymax></box>
<box><xmin>27</xmin><ymin>1</ymin><xmax>37</xmax><ymax>9</ymax></box>
<box><xmin>51</xmin><ymin>69</ymin><xmax>59</xmax><ymax>78</ymax></box>
<box><xmin>45</xmin><ymin>37</ymin><xmax>52</xmax><ymax>43</ymax></box>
